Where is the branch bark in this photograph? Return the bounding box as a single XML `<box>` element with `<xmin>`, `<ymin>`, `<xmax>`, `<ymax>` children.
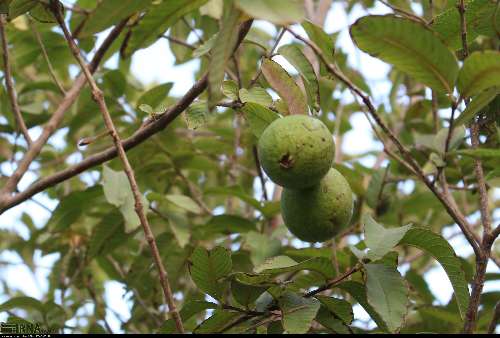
<box><xmin>51</xmin><ymin>2</ymin><xmax>185</xmax><ymax>331</ymax></box>
<box><xmin>0</xmin><ymin>18</ymin><xmax>128</xmax><ymax>206</ymax></box>
<box><xmin>0</xmin><ymin>19</ymin><xmax>253</xmax><ymax>214</ymax></box>
<box><xmin>0</xmin><ymin>14</ymin><xmax>33</xmax><ymax>146</ymax></box>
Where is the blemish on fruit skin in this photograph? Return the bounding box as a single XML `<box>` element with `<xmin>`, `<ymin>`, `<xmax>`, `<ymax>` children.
<box><xmin>279</xmin><ymin>153</ymin><xmax>294</xmax><ymax>169</ymax></box>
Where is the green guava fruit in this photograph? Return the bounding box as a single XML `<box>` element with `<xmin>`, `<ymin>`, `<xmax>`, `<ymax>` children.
<box><xmin>281</xmin><ymin>168</ymin><xmax>353</xmax><ymax>243</ymax></box>
<box><xmin>257</xmin><ymin>115</ymin><xmax>334</xmax><ymax>189</ymax></box>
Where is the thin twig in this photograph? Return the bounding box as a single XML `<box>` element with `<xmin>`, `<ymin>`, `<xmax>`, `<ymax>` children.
<box><xmin>249</xmin><ymin>28</ymin><xmax>286</xmax><ymax>87</ymax></box>
<box><xmin>30</xmin><ymin>19</ymin><xmax>67</xmax><ymax>95</ymax></box>
<box><xmin>0</xmin><ymin>14</ymin><xmax>33</xmax><ymax>146</ymax></box>
<box><xmin>378</xmin><ymin>0</ymin><xmax>429</xmax><ymax>25</ymax></box>
<box><xmin>304</xmin><ymin>265</ymin><xmax>360</xmax><ymax>297</ymax></box>
<box><xmin>252</xmin><ymin>145</ymin><xmax>268</xmax><ymax>201</ymax></box>
<box><xmin>52</xmin><ymin>2</ymin><xmax>185</xmax><ymax>332</ymax></box>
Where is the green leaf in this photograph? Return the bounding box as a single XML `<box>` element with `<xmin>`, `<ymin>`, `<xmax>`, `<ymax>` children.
<box><xmin>254</xmin><ymin>255</ymin><xmax>335</xmax><ymax>279</ymax></box>
<box><xmin>432</xmin><ymin>0</ymin><xmax>500</xmax><ymax>50</ymax></box>
<box><xmin>398</xmin><ymin>227</ymin><xmax>470</xmax><ymax>319</ymax></box>
<box><xmin>278</xmin><ymin>44</ymin><xmax>320</xmax><ymax>111</ymax></box>
<box><xmin>315</xmin><ymin>296</ymin><xmax>353</xmax><ymax>324</ymax></box>
<box><xmin>7</xmin><ymin>0</ymin><xmax>36</xmax><ymax>20</ymax></box>
<box><xmin>337</xmin><ymin>281</ymin><xmax>389</xmax><ymax>332</ymax></box>
<box><xmin>365</xmin><ymin>168</ymin><xmax>393</xmax><ymax>213</ymax></box>
<box><xmin>433</xmin><ymin>125</ymin><xmax>466</xmax><ymax>155</ymax></box>
<box><xmin>208</xmin><ymin>3</ymin><xmax>241</xmax><ymax>109</ymax></box>
<box><xmin>123</xmin><ymin>0</ymin><xmax>208</xmax><ymax>57</ymax></box>
<box><xmin>365</xmin><ymin>263</ymin><xmax>409</xmax><ymax>332</ymax></box>
<box><xmin>221</xmin><ymin>80</ymin><xmax>239</xmax><ymax>100</ymax></box>
<box><xmin>203</xmin><ymin>214</ymin><xmax>257</xmax><ymax>235</ymax></box>
<box><xmin>78</xmin><ymin>0</ymin><xmax>151</xmax><ymax>38</ymax></box>
<box><xmin>457</xmin><ymin>51</ymin><xmax>500</xmax><ymax>98</ymax></box>
<box><xmin>102</xmin><ymin>166</ymin><xmax>148</xmax><ymax>231</ymax></box>
<box><xmin>455</xmin><ymin>87</ymin><xmax>500</xmax><ymax>125</ymax></box>
<box><xmin>455</xmin><ymin>148</ymin><xmax>500</xmax><ymax>159</ymax></box>
<box><xmin>302</xmin><ymin>20</ymin><xmax>335</xmax><ymax>64</ymax></box>
<box><xmin>194</xmin><ymin>310</ymin><xmax>243</xmax><ymax>333</ymax></box>
<box><xmin>241</xmin><ymin>102</ymin><xmax>279</xmax><ymax>138</ymax></box>
<box><xmin>254</xmin><ymin>255</ymin><xmax>297</xmax><ymax>272</ymax></box>
<box><xmin>279</xmin><ymin>292</ymin><xmax>320</xmax><ymax>334</ymax></box>
<box><xmin>350</xmin><ymin>15</ymin><xmax>458</xmax><ymax>94</ymax></box>
<box><xmin>261</xmin><ymin>58</ymin><xmax>308</xmax><ymax>115</ymax></box>
<box><xmin>315</xmin><ymin>307</ymin><xmax>351</xmax><ymax>333</ymax></box>
<box><xmin>46</xmin><ymin>186</ymin><xmax>103</xmax><ymax>231</ymax></box>
<box><xmin>184</xmin><ymin>101</ymin><xmax>208</xmax><ymax>130</ymax></box>
<box><xmin>189</xmin><ymin>246</ymin><xmax>232</xmax><ymax>300</ymax></box>
<box><xmin>239</xmin><ymin>87</ymin><xmax>273</xmax><ymax>106</ymax></box>
<box><xmin>235</xmin><ymin>0</ymin><xmax>304</xmax><ymax>25</ymax></box>
<box><xmin>136</xmin><ymin>83</ymin><xmax>173</xmax><ymax>112</ymax></box>
<box><xmin>0</xmin><ymin>296</ymin><xmax>44</xmax><ymax>313</ymax></box>
<box><xmin>231</xmin><ymin>279</ymin><xmax>268</xmax><ymax>307</ymax></box>
<box><xmin>363</xmin><ymin>215</ymin><xmax>412</xmax><ymax>260</ymax></box>
<box><xmin>192</xmin><ymin>33</ymin><xmax>218</xmax><ymax>58</ymax></box>
<box><xmin>165</xmin><ymin>194</ymin><xmax>203</xmax><ymax>214</ymax></box>
<box><xmin>87</xmin><ymin>210</ymin><xmax>124</xmax><ymax>258</ymax></box>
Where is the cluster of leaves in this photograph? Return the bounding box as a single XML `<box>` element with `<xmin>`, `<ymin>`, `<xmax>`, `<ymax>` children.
<box><xmin>0</xmin><ymin>0</ymin><xmax>498</xmax><ymax>334</ymax></box>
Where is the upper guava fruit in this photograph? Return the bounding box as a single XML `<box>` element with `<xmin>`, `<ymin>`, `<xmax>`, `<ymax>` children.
<box><xmin>257</xmin><ymin>115</ymin><xmax>334</xmax><ymax>189</ymax></box>
<box><xmin>281</xmin><ymin>168</ymin><xmax>354</xmax><ymax>243</ymax></box>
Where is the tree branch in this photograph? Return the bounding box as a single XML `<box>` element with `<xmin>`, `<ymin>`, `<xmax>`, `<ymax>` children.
<box><xmin>52</xmin><ymin>2</ymin><xmax>185</xmax><ymax>332</ymax></box>
<box><xmin>0</xmin><ymin>18</ymin><xmax>128</xmax><ymax>205</ymax></box>
<box><xmin>0</xmin><ymin>14</ymin><xmax>33</xmax><ymax>146</ymax></box>
<box><xmin>0</xmin><ymin>19</ymin><xmax>253</xmax><ymax>214</ymax></box>
<box><xmin>284</xmin><ymin>27</ymin><xmax>482</xmax><ymax>259</ymax></box>
<box><xmin>30</xmin><ymin>19</ymin><xmax>67</xmax><ymax>95</ymax></box>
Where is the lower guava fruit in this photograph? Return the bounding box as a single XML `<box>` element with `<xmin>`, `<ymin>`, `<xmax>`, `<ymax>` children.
<box><xmin>281</xmin><ymin>168</ymin><xmax>354</xmax><ymax>243</ymax></box>
<box><xmin>257</xmin><ymin>115</ymin><xmax>335</xmax><ymax>189</ymax></box>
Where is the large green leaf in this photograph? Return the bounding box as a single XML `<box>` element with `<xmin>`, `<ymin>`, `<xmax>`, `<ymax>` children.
<box><xmin>455</xmin><ymin>148</ymin><xmax>500</xmax><ymax>159</ymax></box>
<box><xmin>457</xmin><ymin>51</ymin><xmax>500</xmax><ymax>98</ymax></box>
<box><xmin>189</xmin><ymin>246</ymin><xmax>232</xmax><ymax>300</ymax></box>
<box><xmin>315</xmin><ymin>296</ymin><xmax>353</xmax><ymax>324</ymax></box>
<box><xmin>7</xmin><ymin>0</ymin><xmax>36</xmax><ymax>20</ymax></box>
<box><xmin>46</xmin><ymin>185</ymin><xmax>103</xmax><ymax>231</ymax></box>
<box><xmin>208</xmin><ymin>3</ymin><xmax>241</xmax><ymax>109</ymax></box>
<box><xmin>102</xmin><ymin>166</ymin><xmax>148</xmax><ymax>231</ymax></box>
<box><xmin>261</xmin><ymin>58</ymin><xmax>308</xmax><ymax>115</ymax></box>
<box><xmin>136</xmin><ymin>82</ymin><xmax>173</xmax><ymax>112</ymax></box>
<box><xmin>432</xmin><ymin>0</ymin><xmax>500</xmax><ymax>50</ymax></box>
<box><xmin>350</xmin><ymin>15</ymin><xmax>458</xmax><ymax>93</ymax></box>
<box><xmin>302</xmin><ymin>20</ymin><xmax>335</xmax><ymax>64</ymax></box>
<box><xmin>239</xmin><ymin>87</ymin><xmax>273</xmax><ymax>106</ymax></box>
<box><xmin>455</xmin><ymin>87</ymin><xmax>500</xmax><ymax>125</ymax></box>
<box><xmin>278</xmin><ymin>44</ymin><xmax>320</xmax><ymax>111</ymax></box>
<box><xmin>235</xmin><ymin>0</ymin><xmax>304</xmax><ymax>25</ymax></box>
<box><xmin>241</xmin><ymin>102</ymin><xmax>279</xmax><ymax>138</ymax></box>
<box><xmin>122</xmin><ymin>0</ymin><xmax>208</xmax><ymax>57</ymax></box>
<box><xmin>165</xmin><ymin>194</ymin><xmax>203</xmax><ymax>214</ymax></box>
<box><xmin>363</xmin><ymin>215</ymin><xmax>412</xmax><ymax>260</ymax></box>
<box><xmin>279</xmin><ymin>292</ymin><xmax>320</xmax><ymax>334</ymax></box>
<box><xmin>337</xmin><ymin>281</ymin><xmax>389</xmax><ymax>332</ymax></box>
<box><xmin>398</xmin><ymin>227</ymin><xmax>470</xmax><ymax>318</ymax></box>
<box><xmin>254</xmin><ymin>255</ymin><xmax>336</xmax><ymax>279</ymax></box>
<box><xmin>365</xmin><ymin>263</ymin><xmax>408</xmax><ymax>332</ymax></box>
<box><xmin>78</xmin><ymin>0</ymin><xmax>151</xmax><ymax>38</ymax></box>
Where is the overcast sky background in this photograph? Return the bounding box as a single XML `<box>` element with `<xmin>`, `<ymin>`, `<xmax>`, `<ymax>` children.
<box><xmin>0</xmin><ymin>0</ymin><xmax>498</xmax><ymax>333</ymax></box>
